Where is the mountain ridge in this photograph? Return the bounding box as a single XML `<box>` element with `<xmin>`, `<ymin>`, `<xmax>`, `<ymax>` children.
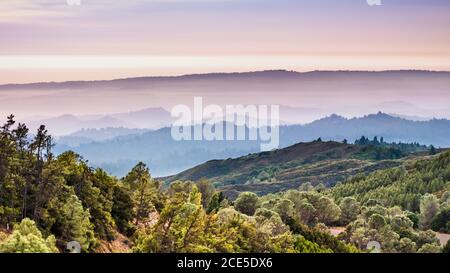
<box><xmin>52</xmin><ymin>112</ymin><xmax>450</xmax><ymax>177</ymax></box>
<box><xmin>2</xmin><ymin>69</ymin><xmax>450</xmax><ymax>88</ymax></box>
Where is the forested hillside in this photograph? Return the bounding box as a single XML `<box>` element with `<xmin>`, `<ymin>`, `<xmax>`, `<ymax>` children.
<box><xmin>0</xmin><ymin>116</ymin><xmax>448</xmax><ymax>253</ymax></box>
<box><xmin>332</xmin><ymin>151</ymin><xmax>450</xmax><ymax>220</ymax></box>
<box><xmin>166</xmin><ymin>138</ymin><xmax>432</xmax><ymax>199</ymax></box>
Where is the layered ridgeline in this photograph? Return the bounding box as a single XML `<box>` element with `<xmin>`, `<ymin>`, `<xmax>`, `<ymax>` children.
<box><xmin>0</xmin><ymin>116</ymin><xmax>449</xmax><ymax>253</ymax></box>
<box><xmin>164</xmin><ymin>138</ymin><xmax>435</xmax><ymax>199</ymax></box>
<box><xmin>53</xmin><ymin>113</ymin><xmax>450</xmax><ymax>177</ymax></box>
<box><xmin>3</xmin><ymin>70</ymin><xmax>450</xmax><ymax>126</ymax></box>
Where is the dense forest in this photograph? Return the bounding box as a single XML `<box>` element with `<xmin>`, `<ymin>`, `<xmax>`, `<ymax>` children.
<box><xmin>0</xmin><ymin>115</ymin><xmax>448</xmax><ymax>253</ymax></box>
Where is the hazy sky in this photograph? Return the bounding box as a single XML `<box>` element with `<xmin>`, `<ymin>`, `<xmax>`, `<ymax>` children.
<box><xmin>1</xmin><ymin>0</ymin><xmax>450</xmax><ymax>83</ymax></box>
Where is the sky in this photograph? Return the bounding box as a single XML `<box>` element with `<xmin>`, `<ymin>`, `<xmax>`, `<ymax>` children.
<box><xmin>1</xmin><ymin>0</ymin><xmax>450</xmax><ymax>83</ymax></box>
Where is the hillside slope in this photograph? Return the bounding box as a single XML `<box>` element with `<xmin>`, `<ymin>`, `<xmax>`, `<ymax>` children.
<box><xmin>331</xmin><ymin>150</ymin><xmax>450</xmax><ymax>212</ymax></box>
<box><xmin>164</xmin><ymin>141</ymin><xmax>427</xmax><ymax>198</ymax></box>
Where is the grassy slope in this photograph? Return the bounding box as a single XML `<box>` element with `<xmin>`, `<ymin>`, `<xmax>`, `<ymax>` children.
<box><xmin>164</xmin><ymin>141</ymin><xmax>420</xmax><ymax>198</ymax></box>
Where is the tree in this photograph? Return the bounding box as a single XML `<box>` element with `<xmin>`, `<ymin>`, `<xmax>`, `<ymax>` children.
<box><xmin>396</xmin><ymin>237</ymin><xmax>417</xmax><ymax>253</ymax></box>
<box><xmin>0</xmin><ymin>218</ymin><xmax>58</xmax><ymax>253</ymax></box>
<box><xmin>234</xmin><ymin>192</ymin><xmax>260</xmax><ymax>216</ymax></box>
<box><xmin>297</xmin><ymin>201</ymin><xmax>317</xmax><ymax>225</ymax></box>
<box><xmin>206</xmin><ymin>191</ymin><xmax>225</xmax><ymax>214</ymax></box>
<box><xmin>364</xmin><ymin>199</ymin><xmax>383</xmax><ymax>207</ymax></box>
<box><xmin>274</xmin><ymin>199</ymin><xmax>295</xmax><ymax>223</ymax></box>
<box><xmin>112</xmin><ymin>183</ymin><xmax>135</xmax><ymax>235</ymax></box>
<box><xmin>30</xmin><ymin>125</ymin><xmax>54</xmax><ymax>220</ymax></box>
<box><xmin>216</xmin><ymin>208</ymin><xmax>268</xmax><ymax>252</ymax></box>
<box><xmin>287</xmin><ymin>218</ymin><xmax>359</xmax><ymax>253</ymax></box>
<box><xmin>196</xmin><ymin>179</ymin><xmax>215</xmax><ymax>209</ymax></box>
<box><xmin>133</xmin><ymin>186</ymin><xmax>210</xmax><ymax>253</ymax></box>
<box><xmin>293</xmin><ymin>235</ymin><xmax>331</xmax><ymax>253</ymax></box>
<box><xmin>429</xmin><ymin>145</ymin><xmax>437</xmax><ymax>155</ymax></box>
<box><xmin>315</xmin><ymin>196</ymin><xmax>341</xmax><ymax>225</ymax></box>
<box><xmin>315</xmin><ymin>183</ymin><xmax>326</xmax><ymax>192</ymax></box>
<box><xmin>417</xmin><ymin>243</ymin><xmax>441</xmax><ymax>253</ymax></box>
<box><xmin>255</xmin><ymin>209</ymin><xmax>289</xmax><ymax>237</ymax></box>
<box><xmin>168</xmin><ymin>181</ymin><xmax>194</xmax><ymax>196</ymax></box>
<box><xmin>368</xmin><ymin>214</ymin><xmax>387</xmax><ymax>230</ymax></box>
<box><xmin>431</xmin><ymin>207</ymin><xmax>450</xmax><ymax>233</ymax></box>
<box><xmin>339</xmin><ymin>197</ymin><xmax>360</xmax><ymax>225</ymax></box>
<box><xmin>298</xmin><ymin>182</ymin><xmax>314</xmax><ymax>192</ymax></box>
<box><xmin>373</xmin><ymin>136</ymin><xmax>379</xmax><ymax>145</ymax></box>
<box><xmin>443</xmin><ymin>240</ymin><xmax>450</xmax><ymax>253</ymax></box>
<box><xmin>416</xmin><ymin>230</ymin><xmax>440</xmax><ymax>248</ymax></box>
<box><xmin>405</xmin><ymin>211</ymin><xmax>419</xmax><ymax>229</ymax></box>
<box><xmin>56</xmin><ymin>152</ymin><xmax>116</xmax><ymax>240</ymax></box>
<box><xmin>390</xmin><ymin>215</ymin><xmax>414</xmax><ymax>233</ymax></box>
<box><xmin>12</xmin><ymin>122</ymin><xmax>30</xmax><ymax>220</ymax></box>
<box><xmin>57</xmin><ymin>195</ymin><xmax>96</xmax><ymax>252</ymax></box>
<box><xmin>123</xmin><ymin>162</ymin><xmax>159</xmax><ymax>226</ymax></box>
<box><xmin>419</xmin><ymin>194</ymin><xmax>440</xmax><ymax>230</ymax></box>
<box><xmin>0</xmin><ymin>115</ymin><xmax>18</xmax><ymax>225</ymax></box>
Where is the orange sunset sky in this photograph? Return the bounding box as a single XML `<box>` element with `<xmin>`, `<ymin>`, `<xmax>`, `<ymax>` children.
<box><xmin>1</xmin><ymin>0</ymin><xmax>450</xmax><ymax>84</ymax></box>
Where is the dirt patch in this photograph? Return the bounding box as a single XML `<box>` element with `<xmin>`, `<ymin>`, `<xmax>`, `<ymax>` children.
<box><xmin>436</xmin><ymin>232</ymin><xmax>450</xmax><ymax>246</ymax></box>
<box><xmin>328</xmin><ymin>227</ymin><xmax>345</xmax><ymax>237</ymax></box>
<box><xmin>97</xmin><ymin>232</ymin><xmax>132</xmax><ymax>253</ymax></box>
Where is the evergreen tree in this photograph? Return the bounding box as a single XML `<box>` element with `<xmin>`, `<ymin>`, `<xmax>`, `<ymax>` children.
<box><xmin>419</xmin><ymin>194</ymin><xmax>440</xmax><ymax>230</ymax></box>
<box><xmin>123</xmin><ymin>162</ymin><xmax>159</xmax><ymax>226</ymax></box>
<box><xmin>234</xmin><ymin>192</ymin><xmax>260</xmax><ymax>216</ymax></box>
<box><xmin>112</xmin><ymin>184</ymin><xmax>135</xmax><ymax>235</ymax></box>
<box><xmin>339</xmin><ymin>197</ymin><xmax>360</xmax><ymax>225</ymax></box>
<box><xmin>196</xmin><ymin>179</ymin><xmax>215</xmax><ymax>209</ymax></box>
<box><xmin>443</xmin><ymin>240</ymin><xmax>450</xmax><ymax>253</ymax></box>
<box><xmin>0</xmin><ymin>218</ymin><xmax>58</xmax><ymax>253</ymax></box>
<box><xmin>57</xmin><ymin>195</ymin><xmax>96</xmax><ymax>251</ymax></box>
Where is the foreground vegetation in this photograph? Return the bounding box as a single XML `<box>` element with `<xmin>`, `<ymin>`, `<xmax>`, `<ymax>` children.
<box><xmin>0</xmin><ymin>116</ymin><xmax>448</xmax><ymax>253</ymax></box>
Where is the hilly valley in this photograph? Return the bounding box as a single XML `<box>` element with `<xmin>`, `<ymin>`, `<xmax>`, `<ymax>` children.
<box><xmin>164</xmin><ymin>139</ymin><xmax>434</xmax><ymax>199</ymax></box>
<box><xmin>1</xmin><ymin>112</ymin><xmax>449</xmax><ymax>254</ymax></box>
<box><xmin>2</xmin><ymin>0</ymin><xmax>450</xmax><ymax>256</ymax></box>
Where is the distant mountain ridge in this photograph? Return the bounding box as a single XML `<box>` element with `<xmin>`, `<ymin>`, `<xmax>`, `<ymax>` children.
<box><xmin>53</xmin><ymin>112</ymin><xmax>450</xmax><ymax>177</ymax></box>
<box><xmin>24</xmin><ymin>107</ymin><xmax>173</xmax><ymax>135</ymax></box>
<box><xmin>281</xmin><ymin>112</ymin><xmax>450</xmax><ymax>148</ymax></box>
<box><xmin>56</xmin><ymin>127</ymin><xmax>152</xmax><ymax>147</ymax></box>
<box><xmin>3</xmin><ymin>70</ymin><xmax>450</xmax><ymax>125</ymax></box>
<box><xmin>2</xmin><ymin>69</ymin><xmax>449</xmax><ymax>89</ymax></box>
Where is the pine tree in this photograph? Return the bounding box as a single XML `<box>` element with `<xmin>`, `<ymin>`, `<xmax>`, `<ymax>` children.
<box><xmin>58</xmin><ymin>195</ymin><xmax>96</xmax><ymax>251</ymax></box>
<box><xmin>419</xmin><ymin>194</ymin><xmax>440</xmax><ymax>230</ymax></box>
<box><xmin>0</xmin><ymin>218</ymin><xmax>58</xmax><ymax>253</ymax></box>
<box><xmin>123</xmin><ymin>162</ymin><xmax>158</xmax><ymax>226</ymax></box>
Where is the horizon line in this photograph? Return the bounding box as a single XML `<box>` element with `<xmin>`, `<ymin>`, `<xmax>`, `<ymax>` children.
<box><xmin>2</xmin><ymin>69</ymin><xmax>450</xmax><ymax>86</ymax></box>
